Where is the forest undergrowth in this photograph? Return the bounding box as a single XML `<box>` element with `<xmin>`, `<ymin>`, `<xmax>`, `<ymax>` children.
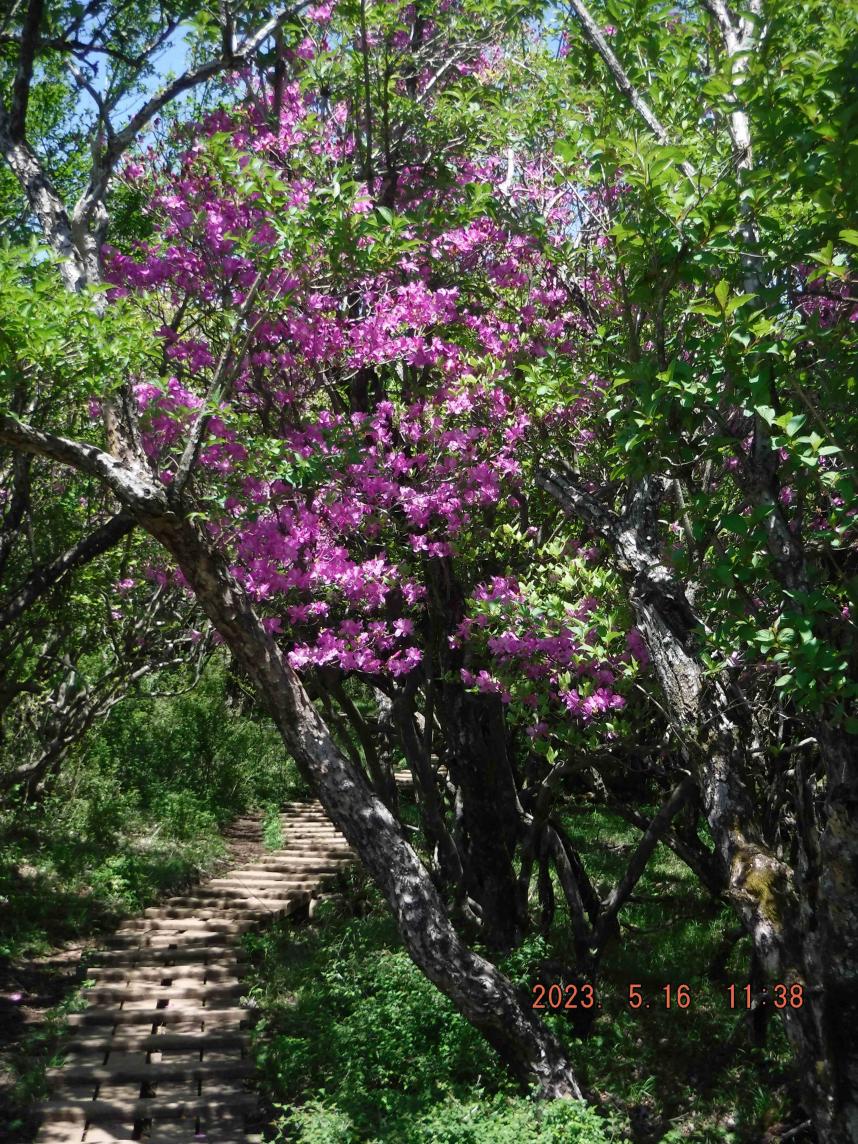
<box><xmin>244</xmin><ymin>806</ymin><xmax>798</xmax><ymax>1144</ymax></box>
<box><xmin>0</xmin><ymin>668</ymin><xmax>807</xmax><ymax>1143</ymax></box>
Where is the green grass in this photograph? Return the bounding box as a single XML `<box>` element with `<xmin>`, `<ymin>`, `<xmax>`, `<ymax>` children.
<box><xmin>243</xmin><ymin>805</ymin><xmax>799</xmax><ymax>1143</ymax></box>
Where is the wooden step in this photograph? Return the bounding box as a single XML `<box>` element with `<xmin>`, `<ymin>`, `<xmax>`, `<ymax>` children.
<box><xmin>229</xmin><ymin>861</ymin><xmax>347</xmax><ymax>874</ymax></box>
<box><xmin>206</xmin><ymin>877</ymin><xmax>319</xmax><ymax>890</ymax></box>
<box><xmin>115</xmin><ymin>918</ymin><xmax>253</xmax><ymax>935</ymax></box>
<box><xmin>87</xmin><ymin>964</ymin><xmax>241</xmax><ymax>984</ymax></box>
<box><xmin>171</xmin><ymin>887</ymin><xmax>307</xmax><ymax>904</ymax></box>
<box><xmin>86</xmin><ymin>945</ymin><xmax>247</xmax><ymax>968</ymax></box>
<box><xmin>47</xmin><ymin>1059</ymin><xmax>255</xmax><ymax>1085</ymax></box>
<box><xmin>103</xmin><ymin>930</ymin><xmax>246</xmax><ymax>949</ymax></box>
<box><xmin>66</xmin><ymin>1006</ymin><xmax>250</xmax><ymax>1028</ymax></box>
<box><xmin>154</xmin><ymin>892</ymin><xmax>302</xmax><ymax>910</ymax></box>
<box><xmin>82</xmin><ymin>982</ymin><xmax>245</xmax><ymax>1005</ymax></box>
<box><xmin>63</xmin><ymin>1030</ymin><xmax>250</xmax><ymax>1054</ymax></box>
<box><xmin>141</xmin><ymin>903</ymin><xmax>297</xmax><ymax>922</ymax></box>
<box><xmin>38</xmin><ymin>1093</ymin><xmax>258</xmax><ymax>1124</ymax></box>
<box><xmin>270</xmin><ymin>846</ymin><xmax>353</xmax><ymax>857</ymax></box>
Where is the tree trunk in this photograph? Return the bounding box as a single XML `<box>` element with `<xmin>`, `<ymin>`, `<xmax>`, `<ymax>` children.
<box><xmin>142</xmin><ymin>509</ymin><xmax>583</xmax><ymax>1098</ymax></box>
<box><xmin>539</xmin><ymin>466</ymin><xmax>858</xmax><ymax>1138</ymax></box>
<box><xmin>440</xmin><ymin>685</ymin><xmax>526</xmax><ymax>950</ymax></box>
<box><xmin>391</xmin><ymin>682</ymin><xmax>464</xmax><ymax>890</ymax></box>
<box><xmin>811</xmin><ymin>726</ymin><xmax>858</xmax><ymax>1141</ymax></box>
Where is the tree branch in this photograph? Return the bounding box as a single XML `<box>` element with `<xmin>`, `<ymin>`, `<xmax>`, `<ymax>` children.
<box><xmin>7</xmin><ymin>0</ymin><xmax>44</xmax><ymax>140</ymax></box>
<box><xmin>0</xmin><ymin>414</ymin><xmax>167</xmax><ymax>514</ymax></box>
<box><xmin>0</xmin><ymin>511</ymin><xmax>134</xmax><ymax>631</ymax></box>
<box><xmin>0</xmin><ymin>114</ymin><xmax>86</xmax><ymax>288</ymax></box>
<box><xmin>173</xmin><ymin>272</ymin><xmax>265</xmax><ymax>496</ymax></box>
<box><xmin>74</xmin><ymin>3</ymin><xmax>310</xmax><ymax>224</ymax></box>
<box><xmin>565</xmin><ymin>0</ymin><xmax>695</xmax><ymax>179</ymax></box>
<box><xmin>593</xmin><ymin>774</ymin><xmax>696</xmax><ymax>949</ymax></box>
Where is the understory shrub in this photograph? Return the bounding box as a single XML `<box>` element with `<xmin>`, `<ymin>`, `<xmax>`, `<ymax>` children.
<box><xmin>0</xmin><ymin>654</ymin><xmax>303</xmax><ymax>957</ymax></box>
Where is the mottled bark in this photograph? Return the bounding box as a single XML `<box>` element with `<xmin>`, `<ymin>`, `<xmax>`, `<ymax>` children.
<box><xmin>538</xmin><ymin>463</ymin><xmax>858</xmax><ymax>1140</ymax></box>
<box><xmin>814</xmin><ymin>726</ymin><xmax>858</xmax><ymax>1140</ymax></box>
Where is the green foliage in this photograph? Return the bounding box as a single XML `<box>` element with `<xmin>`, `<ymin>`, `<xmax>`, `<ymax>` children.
<box><xmin>403</xmin><ymin>1095</ymin><xmax>609</xmax><ymax>1143</ymax></box>
<box><xmin>496</xmin><ymin>0</ymin><xmax>858</xmax><ymax>725</ymax></box>
<box><xmin>277</xmin><ymin>1093</ymin><xmax>609</xmax><ymax>1144</ymax></box>
<box><xmin>87</xmin><ymin>657</ymin><xmax>301</xmax><ymax>819</ymax></box>
<box><xmin>0</xmin><ymin>656</ymin><xmax>301</xmax><ymax>959</ymax></box>
<box><xmin>0</xmin><ymin>245</ymin><xmax>157</xmax><ymax>408</ymax></box>
<box><xmin>263</xmin><ymin>803</ymin><xmax>286</xmax><ymax>850</ymax></box>
<box><xmin>247</xmin><ymin>892</ymin><xmax>611</xmax><ymax>1143</ymax></box>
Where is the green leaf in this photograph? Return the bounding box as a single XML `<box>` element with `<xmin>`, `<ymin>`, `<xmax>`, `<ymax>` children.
<box><xmin>721</xmin><ymin>513</ymin><xmax>749</xmax><ymax>535</ymax></box>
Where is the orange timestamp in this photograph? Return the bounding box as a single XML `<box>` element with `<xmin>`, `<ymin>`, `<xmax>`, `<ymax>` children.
<box><xmin>531</xmin><ymin>982</ymin><xmax>806</xmax><ymax>1010</ymax></box>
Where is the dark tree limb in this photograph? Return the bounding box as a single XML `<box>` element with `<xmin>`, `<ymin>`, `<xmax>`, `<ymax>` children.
<box><xmin>564</xmin><ymin>0</ymin><xmax>695</xmax><ymax>179</ymax></box>
<box><xmin>0</xmin><ymin>511</ymin><xmax>134</xmax><ymax>631</ymax></box>
<box><xmin>7</xmin><ymin>0</ymin><xmax>44</xmax><ymax>140</ymax></box>
<box><xmin>592</xmin><ymin>774</ymin><xmax>696</xmax><ymax>951</ymax></box>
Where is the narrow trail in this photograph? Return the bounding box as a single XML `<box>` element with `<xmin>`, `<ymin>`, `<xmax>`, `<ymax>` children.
<box><xmin>34</xmin><ymin>802</ymin><xmax>353</xmax><ymax>1144</ymax></box>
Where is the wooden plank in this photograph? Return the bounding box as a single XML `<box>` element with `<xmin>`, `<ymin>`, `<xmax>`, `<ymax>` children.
<box><xmin>49</xmin><ymin>1061</ymin><xmax>254</xmax><ymax>1085</ymax></box>
<box><xmin>66</xmin><ymin>1006</ymin><xmax>250</xmax><ymax>1028</ymax></box>
<box><xmin>87</xmin><ymin>964</ymin><xmax>241</xmax><ymax>984</ymax></box>
<box><xmin>39</xmin><ymin>1094</ymin><xmax>258</xmax><ymax>1123</ymax></box>
<box><xmin>115</xmin><ymin>918</ymin><xmax>252</xmax><ymax>934</ymax></box>
<box><xmin>63</xmin><ymin>1031</ymin><xmax>250</xmax><ymax>1054</ymax></box>
<box><xmin>86</xmin><ymin>946</ymin><xmax>247</xmax><ymax>967</ymax></box>
<box><xmin>140</xmin><ymin>906</ymin><xmax>289</xmax><ymax>922</ymax></box>
<box><xmin>82</xmin><ymin>983</ymin><xmax>244</xmax><ymax>1005</ymax></box>
<box><xmin>154</xmin><ymin>896</ymin><xmax>300</xmax><ymax>911</ymax></box>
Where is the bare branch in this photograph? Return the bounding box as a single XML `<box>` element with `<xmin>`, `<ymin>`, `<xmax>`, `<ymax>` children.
<box><xmin>565</xmin><ymin>0</ymin><xmax>696</xmax><ymax>180</ymax></box>
<box><xmin>74</xmin><ymin>3</ymin><xmax>310</xmax><ymax>224</ymax></box>
<box><xmin>173</xmin><ymin>272</ymin><xmax>266</xmax><ymax>496</ymax></box>
<box><xmin>593</xmin><ymin>774</ymin><xmax>696</xmax><ymax>949</ymax></box>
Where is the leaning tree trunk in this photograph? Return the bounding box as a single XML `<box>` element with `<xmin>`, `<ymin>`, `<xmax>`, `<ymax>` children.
<box><xmin>0</xmin><ymin>410</ymin><xmax>585</xmax><ymax>1097</ymax></box>
<box><xmin>142</xmin><ymin>508</ymin><xmax>583</xmax><ymax>1098</ymax></box>
<box><xmin>539</xmin><ymin>466</ymin><xmax>858</xmax><ymax>1139</ymax></box>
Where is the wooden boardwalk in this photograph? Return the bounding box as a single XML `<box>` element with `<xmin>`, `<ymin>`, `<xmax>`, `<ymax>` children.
<box><xmin>34</xmin><ymin>802</ymin><xmax>353</xmax><ymax>1143</ymax></box>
